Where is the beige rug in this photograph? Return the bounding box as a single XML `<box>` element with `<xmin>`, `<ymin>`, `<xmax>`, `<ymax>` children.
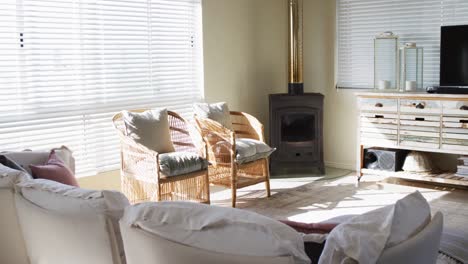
<box><xmin>211</xmin><ymin>172</ymin><xmax>468</xmax><ymax>262</ymax></box>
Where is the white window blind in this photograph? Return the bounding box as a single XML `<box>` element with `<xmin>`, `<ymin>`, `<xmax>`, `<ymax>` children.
<box><xmin>0</xmin><ymin>0</ymin><xmax>203</xmax><ymax>177</ymax></box>
<box><xmin>337</xmin><ymin>0</ymin><xmax>468</xmax><ymax>89</ymax></box>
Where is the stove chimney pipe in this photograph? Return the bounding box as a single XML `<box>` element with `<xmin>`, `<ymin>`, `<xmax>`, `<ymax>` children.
<box><xmin>288</xmin><ymin>0</ymin><xmax>304</xmax><ymax>95</ymax></box>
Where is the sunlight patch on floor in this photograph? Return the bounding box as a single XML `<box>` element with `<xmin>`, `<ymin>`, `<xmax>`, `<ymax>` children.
<box><xmin>210</xmin><ymin>169</ymin><xmax>451</xmax><ymax>224</ymax></box>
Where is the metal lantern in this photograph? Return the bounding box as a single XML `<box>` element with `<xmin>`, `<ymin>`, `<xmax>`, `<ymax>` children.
<box><xmin>374</xmin><ymin>32</ymin><xmax>399</xmax><ymax>91</ymax></box>
<box><xmin>400</xmin><ymin>43</ymin><xmax>423</xmax><ymax>92</ymax></box>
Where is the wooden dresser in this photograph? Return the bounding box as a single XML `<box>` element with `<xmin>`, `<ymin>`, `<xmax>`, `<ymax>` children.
<box><xmin>356</xmin><ymin>91</ymin><xmax>468</xmax><ymax>187</ymax></box>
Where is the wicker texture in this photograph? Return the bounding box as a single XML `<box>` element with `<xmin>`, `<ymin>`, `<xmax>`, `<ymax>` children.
<box><xmin>113</xmin><ymin>110</ymin><xmax>210</xmax><ymax>204</ymax></box>
<box><xmin>195</xmin><ymin>111</ymin><xmax>271</xmax><ymax>207</ymax></box>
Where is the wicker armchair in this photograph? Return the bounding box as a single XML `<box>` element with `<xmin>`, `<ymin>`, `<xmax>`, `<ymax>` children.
<box><xmin>113</xmin><ymin>110</ymin><xmax>210</xmax><ymax>204</ymax></box>
<box><xmin>195</xmin><ymin>111</ymin><xmax>271</xmax><ymax>207</ymax></box>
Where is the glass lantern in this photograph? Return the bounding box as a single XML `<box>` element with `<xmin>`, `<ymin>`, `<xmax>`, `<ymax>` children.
<box><xmin>374</xmin><ymin>32</ymin><xmax>399</xmax><ymax>91</ymax></box>
<box><xmin>400</xmin><ymin>43</ymin><xmax>423</xmax><ymax>92</ymax></box>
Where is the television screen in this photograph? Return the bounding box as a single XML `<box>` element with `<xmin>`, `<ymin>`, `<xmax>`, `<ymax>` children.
<box><xmin>440</xmin><ymin>25</ymin><xmax>468</xmax><ymax>87</ymax></box>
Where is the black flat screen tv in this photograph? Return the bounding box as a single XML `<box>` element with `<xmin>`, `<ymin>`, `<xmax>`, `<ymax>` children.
<box><xmin>440</xmin><ymin>25</ymin><xmax>468</xmax><ymax>87</ymax></box>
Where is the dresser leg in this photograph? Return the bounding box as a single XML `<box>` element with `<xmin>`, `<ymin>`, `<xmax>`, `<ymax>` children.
<box><xmin>358</xmin><ymin>145</ymin><xmax>364</xmax><ymax>181</ymax></box>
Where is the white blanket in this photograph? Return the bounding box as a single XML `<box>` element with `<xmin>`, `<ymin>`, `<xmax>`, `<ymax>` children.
<box><xmin>319</xmin><ymin>191</ymin><xmax>431</xmax><ymax>264</ymax></box>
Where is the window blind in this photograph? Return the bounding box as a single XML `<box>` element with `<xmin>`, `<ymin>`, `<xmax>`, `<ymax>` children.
<box><xmin>336</xmin><ymin>0</ymin><xmax>468</xmax><ymax>89</ymax></box>
<box><xmin>0</xmin><ymin>0</ymin><xmax>203</xmax><ymax>176</ymax></box>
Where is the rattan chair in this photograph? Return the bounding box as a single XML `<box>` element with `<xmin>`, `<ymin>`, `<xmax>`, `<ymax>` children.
<box><xmin>195</xmin><ymin>111</ymin><xmax>271</xmax><ymax>207</ymax></box>
<box><xmin>112</xmin><ymin>110</ymin><xmax>210</xmax><ymax>204</ymax></box>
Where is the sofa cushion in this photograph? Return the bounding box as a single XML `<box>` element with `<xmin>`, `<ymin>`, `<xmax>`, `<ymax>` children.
<box><xmin>319</xmin><ymin>191</ymin><xmax>431</xmax><ymax>264</ymax></box>
<box><xmin>2</xmin><ymin>146</ymin><xmax>75</xmax><ymax>174</ymax></box>
<box><xmin>120</xmin><ymin>201</ymin><xmax>310</xmax><ymax>264</ymax></box>
<box><xmin>15</xmin><ymin>179</ymin><xmax>130</xmax><ymax>264</ymax></box>
<box><xmin>159</xmin><ymin>152</ymin><xmax>208</xmax><ymax>177</ymax></box>
<box><xmin>236</xmin><ymin>138</ymin><xmax>275</xmax><ymax>164</ymax></box>
<box><xmin>193</xmin><ymin>102</ymin><xmax>233</xmax><ymax>129</ymax></box>
<box><xmin>387</xmin><ymin>191</ymin><xmax>431</xmax><ymax>247</ymax></box>
<box><xmin>29</xmin><ymin>150</ymin><xmax>79</xmax><ymax>187</ymax></box>
<box><xmin>123</xmin><ymin>108</ymin><xmax>175</xmax><ymax>153</ymax></box>
<box><xmin>0</xmin><ymin>164</ymin><xmax>31</xmax><ymax>264</ymax></box>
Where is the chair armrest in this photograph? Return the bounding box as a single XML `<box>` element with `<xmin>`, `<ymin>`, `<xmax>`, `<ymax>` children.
<box><xmin>194</xmin><ymin>117</ymin><xmax>236</xmax><ymax>167</ymax></box>
<box><xmin>230</xmin><ymin>111</ymin><xmax>265</xmax><ymax>142</ymax></box>
<box><xmin>117</xmin><ymin>133</ymin><xmax>161</xmax><ymax>178</ymax></box>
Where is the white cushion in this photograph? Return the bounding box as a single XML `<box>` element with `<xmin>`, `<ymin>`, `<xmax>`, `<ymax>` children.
<box><xmin>15</xmin><ymin>179</ymin><xmax>130</xmax><ymax>264</ymax></box>
<box><xmin>122</xmin><ymin>108</ymin><xmax>175</xmax><ymax>153</ymax></box>
<box><xmin>2</xmin><ymin>146</ymin><xmax>75</xmax><ymax>174</ymax></box>
<box><xmin>193</xmin><ymin>102</ymin><xmax>233</xmax><ymax>129</ymax></box>
<box><xmin>387</xmin><ymin>191</ymin><xmax>431</xmax><ymax>247</ymax></box>
<box><xmin>319</xmin><ymin>191</ymin><xmax>431</xmax><ymax>264</ymax></box>
<box><xmin>0</xmin><ymin>164</ymin><xmax>30</xmax><ymax>264</ymax></box>
<box><xmin>236</xmin><ymin>138</ymin><xmax>275</xmax><ymax>164</ymax></box>
<box><xmin>120</xmin><ymin>201</ymin><xmax>310</xmax><ymax>264</ymax></box>
<box><xmin>120</xmin><ymin>222</ymin><xmax>294</xmax><ymax>264</ymax></box>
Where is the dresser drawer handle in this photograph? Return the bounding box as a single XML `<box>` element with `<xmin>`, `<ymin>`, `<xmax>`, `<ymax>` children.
<box><xmin>460</xmin><ymin>105</ymin><xmax>468</xmax><ymax>111</ymax></box>
<box><xmin>415</xmin><ymin>117</ymin><xmax>425</xmax><ymax>121</ymax></box>
<box><xmin>460</xmin><ymin>120</ymin><xmax>468</xmax><ymax>124</ymax></box>
<box><xmin>375</xmin><ymin>115</ymin><xmax>384</xmax><ymax>119</ymax></box>
<box><xmin>375</xmin><ymin>103</ymin><xmax>383</xmax><ymax>108</ymax></box>
<box><xmin>415</xmin><ymin>103</ymin><xmax>425</xmax><ymax>109</ymax></box>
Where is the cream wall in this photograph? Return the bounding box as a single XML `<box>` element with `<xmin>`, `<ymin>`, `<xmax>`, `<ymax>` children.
<box><xmin>204</xmin><ymin>0</ymin><xmax>358</xmax><ymax>169</ymax></box>
<box><xmin>202</xmin><ymin>0</ymin><xmax>281</xmax><ymax>126</ymax></box>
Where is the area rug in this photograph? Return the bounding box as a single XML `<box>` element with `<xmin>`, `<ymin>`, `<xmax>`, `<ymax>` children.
<box><xmin>211</xmin><ymin>174</ymin><xmax>468</xmax><ymax>263</ymax></box>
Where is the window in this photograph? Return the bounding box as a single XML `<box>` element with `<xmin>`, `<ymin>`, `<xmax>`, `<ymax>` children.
<box><xmin>0</xmin><ymin>0</ymin><xmax>203</xmax><ymax>176</ymax></box>
<box><xmin>336</xmin><ymin>0</ymin><xmax>468</xmax><ymax>89</ymax></box>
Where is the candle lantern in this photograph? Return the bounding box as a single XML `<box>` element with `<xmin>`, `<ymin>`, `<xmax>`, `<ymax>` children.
<box><xmin>374</xmin><ymin>32</ymin><xmax>399</xmax><ymax>91</ymax></box>
<box><xmin>400</xmin><ymin>43</ymin><xmax>423</xmax><ymax>92</ymax></box>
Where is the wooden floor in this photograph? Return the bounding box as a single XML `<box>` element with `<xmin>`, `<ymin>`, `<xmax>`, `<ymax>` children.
<box><xmin>211</xmin><ymin>170</ymin><xmax>468</xmax><ymax>236</ymax></box>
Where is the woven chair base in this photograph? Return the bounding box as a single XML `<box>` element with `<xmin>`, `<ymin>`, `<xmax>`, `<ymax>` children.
<box><xmin>210</xmin><ymin>159</ymin><xmax>269</xmax><ymax>189</ymax></box>
<box><xmin>121</xmin><ymin>169</ymin><xmax>210</xmax><ymax>204</ymax></box>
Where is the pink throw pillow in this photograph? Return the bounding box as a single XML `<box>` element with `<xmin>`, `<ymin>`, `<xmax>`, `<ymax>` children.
<box><xmin>29</xmin><ymin>150</ymin><xmax>79</xmax><ymax>187</ymax></box>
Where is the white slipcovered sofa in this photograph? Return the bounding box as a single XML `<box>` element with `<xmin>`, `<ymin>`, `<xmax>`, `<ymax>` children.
<box><xmin>0</xmin><ymin>149</ymin><xmax>74</xmax><ymax>264</ymax></box>
<box><xmin>0</xmin><ymin>150</ymin><xmax>444</xmax><ymax>264</ymax></box>
<box><xmin>0</xmin><ymin>150</ymin><xmax>130</xmax><ymax>264</ymax></box>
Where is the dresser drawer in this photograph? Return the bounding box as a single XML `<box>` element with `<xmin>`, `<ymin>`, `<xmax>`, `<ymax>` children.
<box><xmin>400</xmin><ymin>99</ymin><xmax>442</xmax><ymax>114</ymax></box>
<box><xmin>359</xmin><ymin>98</ymin><xmax>397</xmax><ymax>113</ymax></box>
<box><xmin>399</xmin><ymin>114</ymin><xmax>440</xmax><ymax>148</ymax></box>
<box><xmin>442</xmin><ymin>100</ymin><xmax>468</xmax><ymax>116</ymax></box>
<box><xmin>360</xmin><ymin>134</ymin><xmax>397</xmax><ymax>147</ymax></box>
<box><xmin>441</xmin><ymin>138</ymin><xmax>468</xmax><ymax>151</ymax></box>
<box><xmin>441</xmin><ymin>115</ymin><xmax>468</xmax><ymax>151</ymax></box>
<box><xmin>360</xmin><ymin>113</ymin><xmax>398</xmax><ymax>129</ymax></box>
<box><xmin>360</xmin><ymin>111</ymin><xmax>398</xmax><ymax>145</ymax></box>
<box><xmin>400</xmin><ymin>114</ymin><xmax>440</xmax><ymax>127</ymax></box>
<box><xmin>400</xmin><ymin>135</ymin><xmax>439</xmax><ymax>149</ymax></box>
<box><xmin>442</xmin><ymin>116</ymin><xmax>468</xmax><ymax>128</ymax></box>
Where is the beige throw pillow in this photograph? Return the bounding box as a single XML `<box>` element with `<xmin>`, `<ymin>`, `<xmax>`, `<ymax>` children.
<box><xmin>122</xmin><ymin>108</ymin><xmax>175</xmax><ymax>153</ymax></box>
<box><xmin>193</xmin><ymin>102</ymin><xmax>233</xmax><ymax>129</ymax></box>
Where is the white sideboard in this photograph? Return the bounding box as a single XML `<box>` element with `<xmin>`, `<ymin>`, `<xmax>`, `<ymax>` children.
<box><xmin>356</xmin><ymin>91</ymin><xmax>468</xmax><ymax>187</ymax></box>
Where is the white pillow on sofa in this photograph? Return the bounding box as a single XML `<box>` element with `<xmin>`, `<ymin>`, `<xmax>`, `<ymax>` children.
<box><xmin>319</xmin><ymin>191</ymin><xmax>431</xmax><ymax>264</ymax></box>
<box><xmin>120</xmin><ymin>201</ymin><xmax>310</xmax><ymax>264</ymax></box>
<box><xmin>15</xmin><ymin>179</ymin><xmax>130</xmax><ymax>264</ymax></box>
<box><xmin>387</xmin><ymin>191</ymin><xmax>431</xmax><ymax>247</ymax></box>
<box><xmin>0</xmin><ymin>164</ymin><xmax>30</xmax><ymax>264</ymax></box>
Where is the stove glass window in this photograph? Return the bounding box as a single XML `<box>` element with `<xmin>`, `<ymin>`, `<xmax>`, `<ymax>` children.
<box><xmin>281</xmin><ymin>113</ymin><xmax>315</xmax><ymax>142</ymax></box>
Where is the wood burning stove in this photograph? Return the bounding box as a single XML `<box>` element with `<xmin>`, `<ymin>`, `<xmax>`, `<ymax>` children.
<box><xmin>268</xmin><ymin>0</ymin><xmax>324</xmax><ymax>174</ymax></box>
<box><xmin>269</xmin><ymin>94</ymin><xmax>324</xmax><ymax>174</ymax></box>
